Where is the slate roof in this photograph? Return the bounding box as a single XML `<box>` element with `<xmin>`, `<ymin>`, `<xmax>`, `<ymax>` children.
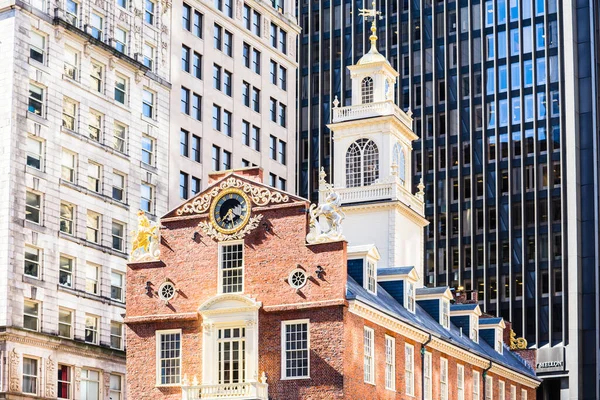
<box><xmin>416</xmin><ymin>286</ymin><xmax>451</xmax><ymax>295</ymax></box>
<box><xmin>450</xmin><ymin>304</ymin><xmax>480</xmax><ymax>312</ymax></box>
<box><xmin>377</xmin><ymin>266</ymin><xmax>415</xmax><ymax>276</ymax></box>
<box><xmin>479</xmin><ymin>318</ymin><xmax>505</xmax><ymax>325</ymax></box>
<box><xmin>346</xmin><ymin>277</ymin><xmax>539</xmax><ymax>380</ymax></box>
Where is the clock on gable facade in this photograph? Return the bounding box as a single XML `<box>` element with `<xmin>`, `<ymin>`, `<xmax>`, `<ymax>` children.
<box><xmin>209</xmin><ymin>188</ymin><xmax>252</xmax><ymax>234</ymax></box>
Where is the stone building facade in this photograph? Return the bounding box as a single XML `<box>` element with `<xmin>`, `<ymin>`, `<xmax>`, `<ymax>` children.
<box><xmin>0</xmin><ymin>0</ymin><xmax>170</xmax><ymax>395</ymax></box>
<box><xmin>124</xmin><ymin>167</ymin><xmax>540</xmax><ymax>400</ymax></box>
<box><xmin>168</xmin><ymin>0</ymin><xmax>300</xmax><ymax>209</ymax></box>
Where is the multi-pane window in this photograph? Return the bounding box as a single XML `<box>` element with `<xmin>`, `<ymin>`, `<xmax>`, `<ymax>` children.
<box><xmin>282</xmin><ymin>321</ymin><xmax>310</xmax><ymax>378</ymax></box>
<box><xmin>114</xmin><ymin>75</ymin><xmax>127</xmax><ymax>104</ymax></box>
<box><xmin>269</xmin><ymin>135</ymin><xmax>277</xmax><ymax>159</ymax></box>
<box><xmin>441</xmin><ymin>299</ymin><xmax>450</xmax><ymax>328</ymax></box>
<box><xmin>144</xmin><ymin>0</ymin><xmax>155</xmax><ymax>24</ymax></box>
<box><xmin>213</xmin><ymin>64</ymin><xmax>221</xmax><ymax>90</ymax></box>
<box><xmin>26</xmin><ymin>136</ymin><xmax>43</xmax><ymax>170</ymax></box>
<box><xmin>440</xmin><ymin>358</ymin><xmax>449</xmax><ymax>400</ymax></box>
<box><xmin>110</xmin><ymin>375</ymin><xmax>123</xmax><ymax>400</ymax></box>
<box><xmin>222</xmin><ymin>150</ymin><xmax>231</xmax><ymax>170</ymax></box>
<box><xmin>81</xmin><ymin>369</ymin><xmax>100</xmax><ymax>399</ymax></box>
<box><xmin>269</xmin><ymin>23</ymin><xmax>287</xmax><ymax>54</ymax></box>
<box><xmin>85</xmin><ymin>314</ymin><xmax>99</xmax><ymax>344</ymax></box>
<box><xmin>88</xmin><ymin>111</ymin><xmax>102</xmax><ymax>141</ymax></box>
<box><xmin>87</xmin><ymin>162</ymin><xmax>102</xmax><ymax>193</ymax></box>
<box><xmin>223</xmin><ymin>30</ymin><xmax>233</xmax><ymax>56</ymax></box>
<box><xmin>191</xmin><ymin>93</ymin><xmax>201</xmax><ymax>120</ymax></box>
<box><xmin>278</xmin><ymin>103</ymin><xmax>286</xmax><ymax>127</ymax></box>
<box><xmin>223</xmin><ymin>70</ymin><xmax>232</xmax><ymax>96</ymax></box>
<box><xmin>141</xmin><ymin>183</ymin><xmax>154</xmax><ymax>213</ymax></box>
<box><xmin>59</xmin><ymin>256</ymin><xmax>73</xmax><ymax>287</ymax></box>
<box><xmin>384</xmin><ymin>335</ymin><xmax>395</xmax><ymax>390</ymax></box>
<box><xmin>112</xmin><ymin>172</ymin><xmax>125</xmax><ymax>202</ymax></box>
<box><xmin>85</xmin><ymin>263</ymin><xmax>99</xmax><ymax>294</ymax></box>
<box><xmin>30</xmin><ymin>31</ymin><xmax>45</xmax><ymax>63</ymax></box>
<box><xmin>279</xmin><ymin>65</ymin><xmax>287</xmax><ymax>90</ymax></box>
<box><xmin>405</xmin><ymin>344</ymin><xmax>415</xmax><ymax>395</ymax></box>
<box><xmin>278</xmin><ymin>141</ymin><xmax>287</xmax><ymax>165</ymax></box>
<box><xmin>191</xmin><ymin>176</ymin><xmax>201</xmax><ymax>195</ymax></box>
<box><xmin>180</xmin><ymin>171</ymin><xmax>188</xmax><ymax>199</ymax></box>
<box><xmin>111</xmin><ymin>321</ymin><xmax>123</xmax><ymax>349</ymax></box>
<box><xmin>252</xmin><ymin>48</ymin><xmax>261</xmax><ymax>73</ymax></box>
<box><xmin>251</xmin><ymin>126</ymin><xmax>260</xmax><ymax>151</ymax></box>
<box><xmin>498</xmin><ymin>381</ymin><xmax>505</xmax><ymax>400</ymax></box>
<box><xmin>142</xmin><ymin>89</ymin><xmax>155</xmax><ymax>119</ymax></box>
<box><xmin>22</xmin><ymin>357</ymin><xmax>38</xmax><ymax>394</ymax></box>
<box><xmin>28</xmin><ymin>83</ymin><xmax>44</xmax><ymax>116</ymax></box>
<box><xmin>242</xmin><ymin>120</ymin><xmax>250</xmax><ymax>146</ymax></box>
<box><xmin>486</xmin><ymin>376</ymin><xmax>493</xmax><ymax>400</ymax></box>
<box><xmin>243</xmin><ymin>42</ymin><xmax>250</xmax><ymax>67</ymax></box>
<box><xmin>181</xmin><ymin>45</ymin><xmax>190</xmax><ymax>72</ymax></box>
<box><xmin>180</xmin><ymin>129</ymin><xmax>189</xmax><ymax>156</ymax></box>
<box><xmin>114</xmin><ymin>27</ymin><xmax>127</xmax><ymax>53</ymax></box>
<box><xmin>112</xmin><ymin>221</ymin><xmax>125</xmax><ymax>251</ymax></box>
<box><xmin>363</xmin><ymin>327</ymin><xmax>374</xmax><ymax>383</ymax></box>
<box><xmin>251</xmin><ymin>9</ymin><xmax>261</xmax><ymax>35</ymax></box>
<box><xmin>183</xmin><ymin>3</ymin><xmax>191</xmax><ymax>29</ymax></box>
<box><xmin>223</xmin><ymin>110</ymin><xmax>232</xmax><ymax>136</ymax></box>
<box><xmin>114</xmin><ymin>123</ymin><xmax>127</xmax><ymax>153</ymax></box>
<box><xmin>473</xmin><ymin>371</ymin><xmax>481</xmax><ymax>400</ymax></box>
<box><xmin>270</xmin><ymin>98</ymin><xmax>277</xmax><ymax>122</ymax></box>
<box><xmin>65</xmin><ymin>0</ymin><xmax>78</xmax><ymax>25</ymax></box>
<box><xmin>24</xmin><ymin>245</ymin><xmax>41</xmax><ymax>278</ymax></box>
<box><xmin>157</xmin><ymin>330</ymin><xmax>182</xmax><ymax>385</ymax></box>
<box><xmin>60</xmin><ymin>202</ymin><xmax>74</xmax><ymax>234</ymax></box>
<box><xmin>252</xmin><ymin>88</ymin><xmax>260</xmax><ymax>112</ymax></box>
<box><xmin>424</xmin><ymin>352</ymin><xmax>432</xmax><ymax>400</ymax></box>
<box><xmin>217</xmin><ymin>327</ymin><xmax>245</xmax><ymax>384</ymax></box>
<box><xmin>191</xmin><ymin>135</ymin><xmax>201</xmax><ymax>162</ymax></box>
<box><xmin>61</xmin><ymin>150</ymin><xmax>77</xmax><ymax>183</ymax></box>
<box><xmin>193</xmin><ymin>52</ymin><xmax>202</xmax><ymax>78</ymax></box>
<box><xmin>214</xmin><ymin>24</ymin><xmax>222</xmax><ymax>50</ymax></box>
<box><xmin>212</xmin><ymin>104</ymin><xmax>221</xmax><ymax>131</ymax></box>
<box><xmin>90</xmin><ymin>13</ymin><xmax>103</xmax><ymax>39</ymax></box>
<box><xmin>62</xmin><ymin>98</ymin><xmax>78</xmax><ymax>131</ymax></box>
<box><xmin>58</xmin><ymin>308</ymin><xmax>73</xmax><ymax>338</ymax></box>
<box><xmin>141</xmin><ymin>135</ymin><xmax>154</xmax><ymax>165</ymax></box>
<box><xmin>212</xmin><ymin>145</ymin><xmax>221</xmax><ymax>171</ymax></box>
<box><xmin>458</xmin><ymin>364</ymin><xmax>465</xmax><ymax>400</ymax></box>
<box><xmin>25</xmin><ymin>190</ymin><xmax>42</xmax><ymax>224</ymax></box>
<box><xmin>111</xmin><ymin>271</ymin><xmax>125</xmax><ymax>301</ymax></box>
<box><xmin>57</xmin><ymin>364</ymin><xmax>72</xmax><ymax>399</ymax></box>
<box><xmin>86</xmin><ymin>211</ymin><xmax>100</xmax><ymax>243</ymax></box>
<box><xmin>242</xmin><ymin>82</ymin><xmax>250</xmax><ymax>106</ymax></box>
<box><xmin>365</xmin><ymin>260</ymin><xmax>376</xmax><ymax>293</ymax></box>
<box><xmin>346</xmin><ymin>138</ymin><xmax>379</xmax><ymax>187</ymax></box>
<box><xmin>181</xmin><ymin>87</ymin><xmax>190</xmax><ymax>114</ymax></box>
<box><xmin>23</xmin><ymin>300</ymin><xmax>39</xmax><ymax>331</ymax></box>
<box><xmin>143</xmin><ymin>43</ymin><xmax>154</xmax><ymax>69</ymax></box>
<box><xmin>90</xmin><ymin>62</ymin><xmax>103</xmax><ymax>92</ymax></box>
<box><xmin>220</xmin><ymin>242</ymin><xmax>244</xmax><ymax>293</ymax></box>
<box><xmin>193</xmin><ymin>10</ymin><xmax>203</xmax><ymax>37</ymax></box>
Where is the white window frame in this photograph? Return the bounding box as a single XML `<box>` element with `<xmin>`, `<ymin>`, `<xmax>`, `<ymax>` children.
<box><xmin>24</xmin><ymin>245</ymin><xmax>42</xmax><ymax>279</ymax></box>
<box><xmin>28</xmin><ymin>83</ymin><xmax>44</xmax><ymax>116</ymax></box>
<box><xmin>141</xmin><ymin>182</ymin><xmax>154</xmax><ymax>214</ymax></box>
<box><xmin>114</xmin><ymin>27</ymin><xmax>127</xmax><ymax>53</ymax></box>
<box><xmin>441</xmin><ymin>299</ymin><xmax>450</xmax><ymax>329</ymax></box>
<box><xmin>384</xmin><ymin>335</ymin><xmax>395</xmax><ymax>391</ymax></box>
<box><xmin>26</xmin><ymin>136</ymin><xmax>44</xmax><ymax>170</ymax></box>
<box><xmin>111</xmin><ymin>270</ymin><xmax>125</xmax><ymax>302</ymax></box>
<box><xmin>81</xmin><ymin>368</ymin><xmax>101</xmax><ymax>399</ymax></box>
<box><xmin>22</xmin><ymin>356</ymin><xmax>39</xmax><ymax>395</ymax></box>
<box><xmin>111</xmin><ymin>220</ymin><xmax>125</xmax><ymax>252</ymax></box>
<box><xmin>25</xmin><ymin>190</ymin><xmax>42</xmax><ymax>224</ymax></box>
<box><xmin>510</xmin><ymin>385</ymin><xmax>516</xmax><ymax>400</ymax></box>
<box><xmin>498</xmin><ymin>380</ymin><xmax>505</xmax><ymax>400</ymax></box>
<box><xmin>156</xmin><ymin>329</ymin><xmax>182</xmax><ymax>386</ymax></box>
<box><xmin>62</xmin><ymin>97</ymin><xmax>78</xmax><ymax>131</ymax></box>
<box><xmin>473</xmin><ymin>371</ymin><xmax>481</xmax><ymax>400</ymax></box>
<box><xmin>405</xmin><ymin>343</ymin><xmax>415</xmax><ymax>396</ymax></box>
<box><xmin>87</xmin><ymin>162</ymin><xmax>102</xmax><ymax>193</ymax></box>
<box><xmin>424</xmin><ymin>351</ymin><xmax>432</xmax><ymax>400</ymax></box>
<box><xmin>110</xmin><ymin>321</ymin><xmax>123</xmax><ymax>349</ymax></box>
<box><xmin>59</xmin><ymin>255</ymin><xmax>74</xmax><ymax>287</ymax></box>
<box><xmin>58</xmin><ymin>307</ymin><xmax>73</xmax><ymax>338</ymax></box>
<box><xmin>142</xmin><ymin>135</ymin><xmax>155</xmax><ymax>166</ymax></box>
<box><xmin>30</xmin><ymin>30</ymin><xmax>46</xmax><ymax>63</ymax></box>
<box><xmin>88</xmin><ymin>110</ymin><xmax>102</xmax><ymax>141</ymax></box>
<box><xmin>84</xmin><ymin>314</ymin><xmax>99</xmax><ymax>344</ymax></box>
<box><xmin>364</xmin><ymin>258</ymin><xmax>376</xmax><ymax>294</ymax></box>
<box><xmin>112</xmin><ymin>171</ymin><xmax>126</xmax><ymax>202</ymax></box>
<box><xmin>362</xmin><ymin>326</ymin><xmax>374</xmax><ymax>384</ymax></box>
<box><xmin>86</xmin><ymin>211</ymin><xmax>101</xmax><ymax>244</ymax></box>
<box><xmin>218</xmin><ymin>241</ymin><xmax>244</xmax><ymax>294</ymax></box>
<box><xmin>61</xmin><ymin>149</ymin><xmax>77</xmax><ymax>183</ymax></box>
<box><xmin>440</xmin><ymin>357</ymin><xmax>449</xmax><ymax>400</ymax></box>
<box><xmin>142</xmin><ymin>88</ymin><xmax>155</xmax><ymax>119</ymax></box>
<box><xmin>405</xmin><ymin>281</ymin><xmax>415</xmax><ymax>313</ymax></box>
<box><xmin>458</xmin><ymin>364</ymin><xmax>465</xmax><ymax>400</ymax></box>
<box><xmin>281</xmin><ymin>319</ymin><xmax>310</xmax><ymax>379</ymax></box>
<box><xmin>57</xmin><ymin>363</ymin><xmax>72</xmax><ymax>399</ymax></box>
<box><xmin>91</xmin><ymin>61</ymin><xmax>103</xmax><ymax>92</ymax></box>
<box><xmin>64</xmin><ymin>46</ymin><xmax>78</xmax><ymax>80</ymax></box>
<box><xmin>109</xmin><ymin>374</ymin><xmax>123</xmax><ymax>400</ymax></box>
<box><xmin>521</xmin><ymin>389</ymin><xmax>527</xmax><ymax>400</ymax></box>
<box><xmin>23</xmin><ymin>299</ymin><xmax>40</xmax><ymax>331</ymax></box>
<box><xmin>486</xmin><ymin>375</ymin><xmax>494</xmax><ymax>400</ymax></box>
<box><xmin>85</xmin><ymin>262</ymin><xmax>100</xmax><ymax>294</ymax></box>
<box><xmin>471</xmin><ymin>315</ymin><xmax>479</xmax><ymax>342</ymax></box>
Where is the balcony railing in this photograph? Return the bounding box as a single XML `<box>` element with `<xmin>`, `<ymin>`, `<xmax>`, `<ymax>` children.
<box><xmin>332</xmin><ymin>100</ymin><xmax>412</xmax><ymax>127</ymax></box>
<box><xmin>181</xmin><ymin>382</ymin><xmax>268</xmax><ymax>400</ymax></box>
<box><xmin>336</xmin><ymin>181</ymin><xmax>424</xmax><ymax>212</ymax></box>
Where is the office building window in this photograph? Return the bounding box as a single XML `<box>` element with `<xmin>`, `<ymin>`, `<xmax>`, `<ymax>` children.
<box><xmin>24</xmin><ymin>300</ymin><xmax>39</xmax><ymax>331</ymax></box>
<box><xmin>57</xmin><ymin>364</ymin><xmax>72</xmax><ymax>399</ymax></box>
<box><xmin>25</xmin><ymin>190</ymin><xmax>42</xmax><ymax>224</ymax></box>
<box><xmin>144</xmin><ymin>0</ymin><xmax>155</xmax><ymax>24</ymax></box>
<box><xmin>81</xmin><ymin>369</ymin><xmax>100</xmax><ymax>399</ymax></box>
<box><xmin>191</xmin><ymin>177</ymin><xmax>201</xmax><ymax>195</ymax></box>
<box><xmin>111</xmin><ymin>321</ymin><xmax>123</xmax><ymax>349</ymax></box>
<box><xmin>85</xmin><ymin>315</ymin><xmax>99</xmax><ymax>344</ymax></box>
<box><xmin>59</xmin><ymin>256</ymin><xmax>73</xmax><ymax>287</ymax></box>
<box><xmin>252</xmin><ymin>88</ymin><xmax>260</xmax><ymax>112</ymax></box>
<box><xmin>192</xmin><ymin>93</ymin><xmax>201</xmax><ymax>120</ymax></box>
<box><xmin>64</xmin><ymin>47</ymin><xmax>78</xmax><ymax>80</ymax></box>
<box><xmin>112</xmin><ymin>221</ymin><xmax>125</xmax><ymax>251</ymax></box>
<box><xmin>180</xmin><ymin>171</ymin><xmax>189</xmax><ymax>199</ymax></box>
<box><xmin>143</xmin><ymin>43</ymin><xmax>154</xmax><ymax>69</ymax></box>
<box><xmin>58</xmin><ymin>308</ymin><xmax>73</xmax><ymax>339</ymax></box>
<box><xmin>24</xmin><ymin>245</ymin><xmax>41</xmax><ymax>278</ymax></box>
<box><xmin>60</xmin><ymin>202</ymin><xmax>74</xmax><ymax>234</ymax></box>
<box><xmin>212</xmin><ymin>145</ymin><xmax>221</xmax><ymax>171</ymax></box>
<box><xmin>62</xmin><ymin>98</ymin><xmax>78</xmax><ymax>131</ymax></box>
<box><xmin>141</xmin><ymin>183</ymin><xmax>154</xmax><ymax>213</ymax></box>
<box><xmin>28</xmin><ymin>83</ymin><xmax>44</xmax><ymax>116</ymax></box>
<box><xmin>90</xmin><ymin>13</ymin><xmax>103</xmax><ymax>39</ymax></box>
<box><xmin>142</xmin><ymin>136</ymin><xmax>154</xmax><ymax>166</ymax></box>
<box><xmin>181</xmin><ymin>87</ymin><xmax>190</xmax><ymax>114</ymax></box>
<box><xmin>182</xmin><ymin>45</ymin><xmax>190</xmax><ymax>72</ymax></box>
<box><xmin>85</xmin><ymin>263</ymin><xmax>99</xmax><ymax>294</ymax></box>
<box><xmin>26</xmin><ymin>136</ymin><xmax>44</xmax><ymax>170</ymax></box>
<box><xmin>114</xmin><ymin>27</ymin><xmax>127</xmax><ymax>53</ymax></box>
<box><xmin>114</xmin><ymin>75</ymin><xmax>127</xmax><ymax>104</ymax></box>
<box><xmin>191</xmin><ymin>135</ymin><xmax>201</xmax><ymax>162</ymax></box>
<box><xmin>251</xmin><ymin>126</ymin><xmax>260</xmax><ymax>151</ymax></box>
<box><xmin>193</xmin><ymin>52</ymin><xmax>202</xmax><ymax>78</ymax></box>
<box><xmin>22</xmin><ymin>357</ymin><xmax>39</xmax><ymax>394</ymax></box>
<box><xmin>90</xmin><ymin>62</ymin><xmax>103</xmax><ymax>92</ymax></box>
<box><xmin>112</xmin><ymin>172</ymin><xmax>126</xmax><ymax>202</ymax></box>
<box><xmin>142</xmin><ymin>89</ymin><xmax>155</xmax><ymax>119</ymax></box>
<box><xmin>111</xmin><ymin>271</ymin><xmax>125</xmax><ymax>301</ymax></box>
<box><xmin>110</xmin><ymin>375</ymin><xmax>123</xmax><ymax>400</ymax></box>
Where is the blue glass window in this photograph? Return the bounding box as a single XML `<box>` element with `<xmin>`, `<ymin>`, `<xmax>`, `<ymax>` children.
<box><xmin>487</xmin><ymin>68</ymin><xmax>495</xmax><ymax>95</ymax></box>
<box><xmin>499</xmin><ymin>99</ymin><xmax>508</xmax><ymax>127</ymax></box>
<box><xmin>551</xmin><ymin>125</ymin><xmax>560</xmax><ymax>150</ymax></box>
<box><xmin>523</xmin><ymin>0</ymin><xmax>531</xmax><ymax>18</ymax></box>
<box><xmin>537</xmin><ymin>93</ymin><xmax>547</xmax><ymax>120</ymax></box>
<box><xmin>499</xmin><ymin>66</ymin><xmax>508</xmax><ymax>92</ymax></box>
<box><xmin>536</xmin><ymin>24</ymin><xmax>545</xmax><ymax>49</ymax></box>
<box><xmin>524</xmin><ymin>94</ymin><xmax>534</xmax><ymax>121</ymax></box>
<box><xmin>511</xmin><ymin>29</ymin><xmax>520</xmax><ymax>56</ymax></box>
<box><xmin>549</xmin><ymin>56</ymin><xmax>559</xmax><ymax>83</ymax></box>
<box><xmin>485</xmin><ymin>1</ymin><xmax>494</xmax><ymax>26</ymax></box>
<box><xmin>523</xmin><ymin>26</ymin><xmax>532</xmax><ymax>53</ymax></box>
<box><xmin>536</xmin><ymin>0</ymin><xmax>544</xmax><ymax>15</ymax></box>
<box><xmin>510</xmin><ymin>0</ymin><xmax>519</xmax><ymax>21</ymax></box>
<box><xmin>498</xmin><ymin>31</ymin><xmax>507</xmax><ymax>58</ymax></box>
<box><xmin>551</xmin><ymin>91</ymin><xmax>560</xmax><ymax>116</ymax></box>
<box><xmin>511</xmin><ymin>63</ymin><xmax>521</xmax><ymax>89</ymax></box>
<box><xmin>498</xmin><ymin>0</ymin><xmax>507</xmax><ymax>23</ymax></box>
<box><xmin>487</xmin><ymin>103</ymin><xmax>496</xmax><ymax>128</ymax></box>
<box><xmin>536</xmin><ymin>58</ymin><xmax>546</xmax><ymax>85</ymax></box>
<box><xmin>524</xmin><ymin>60</ymin><xmax>533</xmax><ymax>87</ymax></box>
<box><xmin>487</xmin><ymin>34</ymin><xmax>495</xmax><ymax>60</ymax></box>
<box><xmin>512</xmin><ymin>98</ymin><xmax>521</xmax><ymax>124</ymax></box>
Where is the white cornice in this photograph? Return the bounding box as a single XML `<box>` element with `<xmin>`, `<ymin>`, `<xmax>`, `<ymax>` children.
<box><xmin>343</xmin><ymin>201</ymin><xmax>428</xmax><ymax>226</ymax></box>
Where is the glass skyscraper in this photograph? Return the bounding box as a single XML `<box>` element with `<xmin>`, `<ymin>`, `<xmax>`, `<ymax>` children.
<box><xmin>296</xmin><ymin>0</ymin><xmax>599</xmax><ymax>398</ymax></box>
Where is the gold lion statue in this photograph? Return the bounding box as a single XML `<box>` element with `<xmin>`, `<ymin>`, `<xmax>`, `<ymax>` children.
<box><xmin>130</xmin><ymin>210</ymin><xmax>160</xmax><ymax>262</ymax></box>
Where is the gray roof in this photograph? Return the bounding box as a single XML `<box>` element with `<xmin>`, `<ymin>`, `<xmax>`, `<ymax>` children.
<box><xmin>450</xmin><ymin>304</ymin><xmax>479</xmax><ymax>312</ymax></box>
<box><xmin>479</xmin><ymin>317</ymin><xmax>504</xmax><ymax>326</ymax></box>
<box><xmin>346</xmin><ymin>277</ymin><xmax>539</xmax><ymax>380</ymax></box>
<box><xmin>416</xmin><ymin>286</ymin><xmax>450</xmax><ymax>296</ymax></box>
<box><xmin>377</xmin><ymin>266</ymin><xmax>415</xmax><ymax>276</ymax></box>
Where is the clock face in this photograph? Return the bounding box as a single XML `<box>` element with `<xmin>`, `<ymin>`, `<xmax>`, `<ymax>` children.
<box><xmin>211</xmin><ymin>189</ymin><xmax>251</xmax><ymax>234</ymax></box>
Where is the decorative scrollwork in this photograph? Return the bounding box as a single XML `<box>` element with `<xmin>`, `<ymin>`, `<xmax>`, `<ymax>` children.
<box><xmin>9</xmin><ymin>349</ymin><xmax>20</xmax><ymax>392</ymax></box>
<box><xmin>45</xmin><ymin>356</ymin><xmax>56</xmax><ymax>398</ymax></box>
<box><xmin>176</xmin><ymin>178</ymin><xmax>289</xmax><ymax>216</ymax></box>
<box><xmin>198</xmin><ymin>214</ymin><xmax>263</xmax><ymax>241</ymax></box>
<box><xmin>509</xmin><ymin>329</ymin><xmax>528</xmax><ymax>350</ymax></box>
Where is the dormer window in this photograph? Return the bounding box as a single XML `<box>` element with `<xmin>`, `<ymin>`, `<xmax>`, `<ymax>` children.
<box><xmin>365</xmin><ymin>259</ymin><xmax>376</xmax><ymax>294</ymax></box>
<box><xmin>471</xmin><ymin>315</ymin><xmax>479</xmax><ymax>343</ymax></box>
<box><xmin>441</xmin><ymin>299</ymin><xmax>450</xmax><ymax>329</ymax></box>
<box><xmin>495</xmin><ymin>327</ymin><xmax>504</xmax><ymax>354</ymax></box>
<box><xmin>361</xmin><ymin>77</ymin><xmax>374</xmax><ymax>104</ymax></box>
<box><xmin>405</xmin><ymin>281</ymin><xmax>415</xmax><ymax>313</ymax></box>
<box><xmin>346</xmin><ymin>139</ymin><xmax>379</xmax><ymax>188</ymax></box>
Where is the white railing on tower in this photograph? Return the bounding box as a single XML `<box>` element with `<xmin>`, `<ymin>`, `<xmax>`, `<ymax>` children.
<box><xmin>181</xmin><ymin>381</ymin><xmax>268</xmax><ymax>400</ymax></box>
<box><xmin>332</xmin><ymin>100</ymin><xmax>412</xmax><ymax>127</ymax></box>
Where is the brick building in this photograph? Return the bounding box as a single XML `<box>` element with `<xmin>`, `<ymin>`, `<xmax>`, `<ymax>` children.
<box><xmin>124</xmin><ymin>166</ymin><xmax>540</xmax><ymax>399</ymax></box>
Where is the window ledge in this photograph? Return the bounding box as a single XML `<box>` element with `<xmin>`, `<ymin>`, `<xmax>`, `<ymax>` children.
<box><xmin>140</xmin><ymin>162</ymin><xmax>159</xmax><ymax>173</ymax></box>
<box><xmin>59</xmin><ymin>179</ymin><xmax>130</xmax><ymax>210</ymax></box>
<box><xmin>26</xmin><ymin>111</ymin><xmax>49</xmax><ymax>126</ymax></box>
<box><xmin>22</xmin><ymin>274</ymin><xmax>42</xmax><ymax>285</ymax></box>
<box><xmin>141</xmin><ymin>114</ymin><xmax>159</xmax><ymax>127</ymax></box>
<box><xmin>57</xmin><ymin>285</ymin><xmax>126</xmax><ymax>308</ymax></box>
<box><xmin>25</xmin><ymin>165</ymin><xmax>46</xmax><ymax>178</ymax></box>
<box><xmin>23</xmin><ymin>220</ymin><xmax>50</xmax><ymax>234</ymax></box>
<box><xmin>58</xmin><ymin>231</ymin><xmax>128</xmax><ymax>259</ymax></box>
<box><xmin>60</xmin><ymin>126</ymin><xmax>130</xmax><ymax>161</ymax></box>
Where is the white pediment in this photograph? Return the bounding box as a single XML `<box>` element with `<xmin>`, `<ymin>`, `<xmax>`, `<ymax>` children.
<box><xmin>198</xmin><ymin>294</ymin><xmax>262</xmax><ymax>316</ymax></box>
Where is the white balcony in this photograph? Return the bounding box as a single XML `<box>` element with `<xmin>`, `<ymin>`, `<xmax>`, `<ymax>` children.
<box><xmin>332</xmin><ymin>100</ymin><xmax>412</xmax><ymax>127</ymax></box>
<box><xmin>181</xmin><ymin>382</ymin><xmax>268</xmax><ymax>400</ymax></box>
<box><xmin>337</xmin><ymin>180</ymin><xmax>424</xmax><ymax>213</ymax></box>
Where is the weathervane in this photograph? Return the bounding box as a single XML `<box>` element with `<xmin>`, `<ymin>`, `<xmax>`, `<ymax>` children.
<box><xmin>358</xmin><ymin>1</ymin><xmax>382</xmax><ymax>48</ymax></box>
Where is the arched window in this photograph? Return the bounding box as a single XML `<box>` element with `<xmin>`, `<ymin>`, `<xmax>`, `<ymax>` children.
<box><xmin>392</xmin><ymin>143</ymin><xmax>406</xmax><ymax>184</ymax></box>
<box><xmin>361</xmin><ymin>77</ymin><xmax>374</xmax><ymax>104</ymax></box>
<box><xmin>346</xmin><ymin>139</ymin><xmax>379</xmax><ymax>187</ymax></box>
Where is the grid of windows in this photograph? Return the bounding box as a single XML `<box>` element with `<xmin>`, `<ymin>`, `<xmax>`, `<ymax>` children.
<box><xmin>220</xmin><ymin>242</ymin><xmax>243</xmax><ymax>293</ymax></box>
<box><xmin>282</xmin><ymin>321</ymin><xmax>309</xmax><ymax>378</ymax></box>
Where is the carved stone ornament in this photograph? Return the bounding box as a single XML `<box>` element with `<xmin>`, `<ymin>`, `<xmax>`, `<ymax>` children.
<box><xmin>130</xmin><ymin>210</ymin><xmax>161</xmax><ymax>262</ymax></box>
<box><xmin>94</xmin><ymin>0</ymin><xmax>105</xmax><ymax>8</ymax></box>
<box><xmin>55</xmin><ymin>27</ymin><xmax>62</xmax><ymax>41</ymax></box>
<box><xmin>288</xmin><ymin>36</ymin><xmax>295</xmax><ymax>57</ymax></box>
<box><xmin>45</xmin><ymin>356</ymin><xmax>56</xmax><ymax>398</ymax></box>
<box><xmin>108</xmin><ymin>56</ymin><xmax>116</xmax><ymax>70</ymax></box>
<box><xmin>236</xmin><ymin>0</ymin><xmax>242</xmax><ymax>19</ymax></box>
<box><xmin>199</xmin><ymin>214</ymin><xmax>263</xmax><ymax>241</ymax></box>
<box><xmin>202</xmin><ymin>322</ymin><xmax>213</xmax><ymax>333</ymax></box>
<box><xmin>176</xmin><ymin>177</ymin><xmax>289</xmax><ymax>216</ymax></box>
<box><xmin>83</xmin><ymin>42</ymin><xmax>91</xmax><ymax>57</ymax></box>
<box><xmin>160</xmin><ymin>0</ymin><xmax>171</xmax><ymax>13</ymax></box>
<box><xmin>103</xmin><ymin>372</ymin><xmax>110</xmax><ymax>398</ymax></box>
<box><xmin>9</xmin><ymin>349</ymin><xmax>20</xmax><ymax>392</ymax></box>
<box><xmin>75</xmin><ymin>367</ymin><xmax>82</xmax><ymax>392</ymax></box>
<box><xmin>263</xmin><ymin>20</ymin><xmax>270</xmax><ymax>37</ymax></box>
<box><xmin>135</xmin><ymin>70</ymin><xmax>144</xmax><ymax>84</ymax></box>
<box><xmin>306</xmin><ymin>168</ymin><xmax>346</xmax><ymax>244</ymax></box>
<box><xmin>134</xmin><ymin>7</ymin><xmax>143</xmax><ymax>17</ymax></box>
<box><xmin>118</xmin><ymin>10</ymin><xmax>128</xmax><ymax>23</ymax></box>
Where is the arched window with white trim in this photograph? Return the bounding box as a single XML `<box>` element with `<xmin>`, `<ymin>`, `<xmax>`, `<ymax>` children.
<box><xmin>345</xmin><ymin>139</ymin><xmax>379</xmax><ymax>187</ymax></box>
<box><xmin>361</xmin><ymin>77</ymin><xmax>374</xmax><ymax>104</ymax></box>
<box><xmin>392</xmin><ymin>143</ymin><xmax>406</xmax><ymax>184</ymax></box>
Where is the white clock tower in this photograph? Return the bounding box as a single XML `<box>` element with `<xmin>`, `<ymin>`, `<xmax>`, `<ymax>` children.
<box><xmin>324</xmin><ymin>6</ymin><xmax>429</xmax><ymax>282</ymax></box>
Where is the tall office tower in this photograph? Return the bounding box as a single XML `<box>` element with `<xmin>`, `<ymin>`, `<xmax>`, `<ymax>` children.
<box><xmin>297</xmin><ymin>0</ymin><xmax>599</xmax><ymax>398</ymax></box>
<box><xmin>0</xmin><ymin>0</ymin><xmax>170</xmax><ymax>395</ymax></box>
<box><xmin>168</xmin><ymin>0</ymin><xmax>300</xmax><ymax>209</ymax></box>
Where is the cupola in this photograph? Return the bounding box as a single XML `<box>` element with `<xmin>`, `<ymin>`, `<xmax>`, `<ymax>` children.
<box><xmin>347</xmin><ymin>244</ymin><xmax>380</xmax><ymax>295</ymax></box>
<box><xmin>415</xmin><ymin>287</ymin><xmax>453</xmax><ymax>330</ymax></box>
<box><xmin>377</xmin><ymin>266</ymin><xmax>419</xmax><ymax>313</ymax></box>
